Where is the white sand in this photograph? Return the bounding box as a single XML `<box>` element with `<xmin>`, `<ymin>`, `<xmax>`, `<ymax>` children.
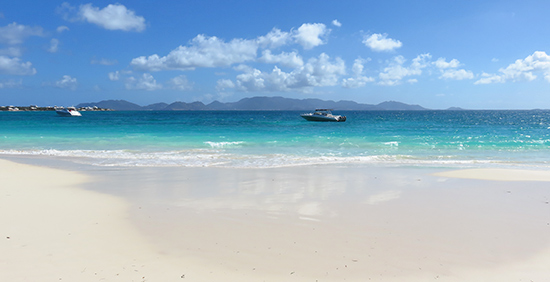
<box><xmin>434</xmin><ymin>168</ymin><xmax>550</xmax><ymax>181</ymax></box>
<box><xmin>0</xmin><ymin>159</ymin><xmax>188</xmax><ymax>281</ymax></box>
<box><xmin>2</xmin><ymin>159</ymin><xmax>550</xmax><ymax>281</ymax></box>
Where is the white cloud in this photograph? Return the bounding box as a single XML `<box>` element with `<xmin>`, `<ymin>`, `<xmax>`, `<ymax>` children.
<box><xmin>60</xmin><ymin>3</ymin><xmax>146</xmax><ymax>32</ymax></box>
<box><xmin>342</xmin><ymin>76</ymin><xmax>375</xmax><ymax>88</ymax></box>
<box><xmin>55</xmin><ymin>75</ymin><xmax>77</xmax><ymax>90</ymax></box>
<box><xmin>257</xmin><ymin>28</ymin><xmax>292</xmax><ymax>49</ymax></box>
<box><xmin>0</xmin><ymin>22</ymin><xmax>44</xmax><ymax>45</ymax></box>
<box><xmin>342</xmin><ymin>58</ymin><xmax>375</xmax><ymax>88</ymax></box>
<box><xmin>130</xmin><ymin>22</ymin><xmax>331</xmax><ymax>72</ymax></box>
<box><xmin>439</xmin><ymin>68</ymin><xmax>474</xmax><ymax>80</ymax></box>
<box><xmin>0</xmin><ymin>56</ymin><xmax>36</xmax><ymax>75</ymax></box>
<box><xmin>125</xmin><ymin>73</ymin><xmax>162</xmax><ymax>90</ymax></box>
<box><xmin>332</xmin><ymin>20</ymin><xmax>342</xmax><ymax>27</ymax></box>
<box><xmin>48</xmin><ymin>38</ymin><xmax>59</xmax><ymax>53</ymax></box>
<box><xmin>363</xmin><ymin>33</ymin><xmax>402</xmax><ymax>52</ymax></box>
<box><xmin>474</xmin><ymin>72</ymin><xmax>505</xmax><ymax>84</ymax></box>
<box><xmin>293</xmin><ymin>23</ymin><xmax>329</xmax><ymax>50</ymax></box>
<box><xmin>216</xmin><ymin>79</ymin><xmax>235</xmax><ymax>91</ymax></box>
<box><xmin>57</xmin><ymin>26</ymin><xmax>69</xmax><ymax>33</ymax></box>
<box><xmin>433</xmin><ymin>58</ymin><xmax>460</xmax><ymax>69</ymax></box>
<box><xmin>108</xmin><ymin>71</ymin><xmax>120</xmax><ymax>81</ymax></box>
<box><xmin>168</xmin><ymin>75</ymin><xmax>193</xmax><ymax>91</ymax></box>
<box><xmin>235</xmin><ymin>67</ymin><xmax>266</xmax><ymax>91</ymax></box>
<box><xmin>474</xmin><ymin>51</ymin><xmax>550</xmax><ymax>84</ymax></box>
<box><xmin>259</xmin><ymin>50</ymin><xmax>303</xmax><ymax>68</ymax></box>
<box><xmin>231</xmin><ymin>53</ymin><xmax>345</xmax><ymax>92</ymax></box>
<box><xmin>294</xmin><ymin>53</ymin><xmax>345</xmax><ymax>87</ymax></box>
<box><xmin>434</xmin><ymin>58</ymin><xmax>473</xmax><ymax>80</ymax></box>
<box><xmin>131</xmin><ymin>34</ymin><xmax>258</xmax><ymax>71</ymax></box>
<box><xmin>378</xmin><ymin>54</ymin><xmax>430</xmax><ymax>85</ymax></box>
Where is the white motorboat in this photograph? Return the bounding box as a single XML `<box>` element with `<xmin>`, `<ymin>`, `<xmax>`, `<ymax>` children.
<box><xmin>300</xmin><ymin>109</ymin><xmax>346</xmax><ymax>122</ymax></box>
<box><xmin>56</xmin><ymin>107</ymin><xmax>82</xmax><ymax>117</ymax></box>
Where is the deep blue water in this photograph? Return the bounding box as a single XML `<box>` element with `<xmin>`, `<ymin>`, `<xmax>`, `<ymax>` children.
<box><xmin>1</xmin><ymin>110</ymin><xmax>550</xmax><ymax>168</ymax></box>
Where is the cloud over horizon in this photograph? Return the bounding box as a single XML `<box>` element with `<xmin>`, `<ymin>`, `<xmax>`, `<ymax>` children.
<box><xmin>475</xmin><ymin>51</ymin><xmax>550</xmax><ymax>84</ymax></box>
<box><xmin>363</xmin><ymin>33</ymin><xmax>402</xmax><ymax>52</ymax></box>
<box><xmin>59</xmin><ymin>3</ymin><xmax>146</xmax><ymax>32</ymax></box>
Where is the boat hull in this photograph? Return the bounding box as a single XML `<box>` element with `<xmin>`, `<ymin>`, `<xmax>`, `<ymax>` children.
<box><xmin>56</xmin><ymin>110</ymin><xmax>82</xmax><ymax>117</ymax></box>
<box><xmin>301</xmin><ymin>114</ymin><xmax>346</xmax><ymax>122</ymax></box>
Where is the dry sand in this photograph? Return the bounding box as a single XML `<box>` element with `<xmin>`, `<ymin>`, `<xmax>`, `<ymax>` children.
<box><xmin>0</xmin><ymin>159</ymin><xmax>189</xmax><ymax>281</ymax></box>
<box><xmin>2</xmin><ymin>158</ymin><xmax>550</xmax><ymax>281</ymax></box>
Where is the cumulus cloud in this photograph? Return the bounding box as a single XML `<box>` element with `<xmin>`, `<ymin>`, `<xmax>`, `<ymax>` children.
<box><xmin>130</xmin><ymin>22</ymin><xmax>331</xmax><ymax>72</ymax></box>
<box><xmin>59</xmin><ymin>3</ymin><xmax>146</xmax><ymax>32</ymax></box>
<box><xmin>231</xmin><ymin>53</ymin><xmax>345</xmax><ymax>92</ymax></box>
<box><xmin>363</xmin><ymin>33</ymin><xmax>402</xmax><ymax>52</ymax></box>
<box><xmin>125</xmin><ymin>73</ymin><xmax>162</xmax><ymax>90</ymax></box>
<box><xmin>257</xmin><ymin>28</ymin><xmax>292</xmax><ymax>49</ymax></box>
<box><xmin>168</xmin><ymin>75</ymin><xmax>193</xmax><ymax>91</ymax></box>
<box><xmin>131</xmin><ymin>34</ymin><xmax>258</xmax><ymax>71</ymax></box>
<box><xmin>55</xmin><ymin>75</ymin><xmax>78</xmax><ymax>90</ymax></box>
<box><xmin>332</xmin><ymin>20</ymin><xmax>342</xmax><ymax>27</ymax></box>
<box><xmin>259</xmin><ymin>50</ymin><xmax>304</xmax><ymax>68</ymax></box>
<box><xmin>0</xmin><ymin>22</ymin><xmax>44</xmax><ymax>45</ymax></box>
<box><xmin>216</xmin><ymin>79</ymin><xmax>236</xmax><ymax>91</ymax></box>
<box><xmin>474</xmin><ymin>51</ymin><xmax>550</xmax><ymax>84</ymax></box>
<box><xmin>342</xmin><ymin>58</ymin><xmax>375</xmax><ymax>88</ymax></box>
<box><xmin>0</xmin><ymin>56</ymin><xmax>36</xmax><ymax>75</ymax></box>
<box><xmin>378</xmin><ymin>54</ymin><xmax>430</xmax><ymax>85</ymax></box>
<box><xmin>475</xmin><ymin>72</ymin><xmax>505</xmax><ymax>84</ymax></box>
<box><xmin>439</xmin><ymin>68</ymin><xmax>474</xmax><ymax>80</ymax></box>
<box><xmin>433</xmin><ymin>58</ymin><xmax>473</xmax><ymax>80</ymax></box>
<box><xmin>433</xmin><ymin>58</ymin><xmax>460</xmax><ymax>69</ymax></box>
<box><xmin>293</xmin><ymin>23</ymin><xmax>329</xmax><ymax>50</ymax></box>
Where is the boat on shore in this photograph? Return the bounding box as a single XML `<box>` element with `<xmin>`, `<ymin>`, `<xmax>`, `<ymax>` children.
<box><xmin>56</xmin><ymin>107</ymin><xmax>82</xmax><ymax>117</ymax></box>
<box><xmin>300</xmin><ymin>109</ymin><xmax>346</xmax><ymax>122</ymax></box>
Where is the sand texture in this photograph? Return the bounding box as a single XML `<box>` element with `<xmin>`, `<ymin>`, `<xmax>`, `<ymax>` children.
<box><xmin>2</xmin><ymin>159</ymin><xmax>550</xmax><ymax>281</ymax></box>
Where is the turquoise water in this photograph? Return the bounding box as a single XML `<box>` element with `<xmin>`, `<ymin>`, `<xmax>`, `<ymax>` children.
<box><xmin>1</xmin><ymin>110</ymin><xmax>550</xmax><ymax>168</ymax></box>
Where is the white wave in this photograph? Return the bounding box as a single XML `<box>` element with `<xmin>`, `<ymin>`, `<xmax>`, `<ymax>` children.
<box><xmin>204</xmin><ymin>141</ymin><xmax>245</xmax><ymax>148</ymax></box>
<box><xmin>0</xmin><ymin>149</ymin><xmax>545</xmax><ymax>169</ymax></box>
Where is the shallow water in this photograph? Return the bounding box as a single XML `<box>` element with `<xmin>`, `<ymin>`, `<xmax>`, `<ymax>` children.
<box><xmin>2</xmin><ymin>110</ymin><xmax>550</xmax><ymax>168</ymax></box>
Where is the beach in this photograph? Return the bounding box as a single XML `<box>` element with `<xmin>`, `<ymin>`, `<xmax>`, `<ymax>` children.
<box><xmin>2</xmin><ymin>157</ymin><xmax>550</xmax><ymax>281</ymax></box>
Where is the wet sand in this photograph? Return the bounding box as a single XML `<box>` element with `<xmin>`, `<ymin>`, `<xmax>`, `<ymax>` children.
<box><xmin>1</xmin><ymin>158</ymin><xmax>550</xmax><ymax>281</ymax></box>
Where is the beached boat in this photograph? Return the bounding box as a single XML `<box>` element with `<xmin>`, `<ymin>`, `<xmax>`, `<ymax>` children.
<box><xmin>56</xmin><ymin>107</ymin><xmax>82</xmax><ymax>117</ymax></box>
<box><xmin>300</xmin><ymin>109</ymin><xmax>346</xmax><ymax>122</ymax></box>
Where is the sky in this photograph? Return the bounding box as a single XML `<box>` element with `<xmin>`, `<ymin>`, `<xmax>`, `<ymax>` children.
<box><xmin>1</xmin><ymin>0</ymin><xmax>550</xmax><ymax>109</ymax></box>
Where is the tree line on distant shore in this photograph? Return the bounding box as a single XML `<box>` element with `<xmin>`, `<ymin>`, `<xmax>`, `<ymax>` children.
<box><xmin>0</xmin><ymin>105</ymin><xmax>111</xmax><ymax>112</ymax></box>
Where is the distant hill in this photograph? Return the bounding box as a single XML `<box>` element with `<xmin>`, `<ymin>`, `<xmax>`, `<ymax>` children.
<box><xmin>77</xmin><ymin>100</ymin><xmax>142</xmax><ymax>111</ymax></box>
<box><xmin>77</xmin><ymin>96</ymin><xmax>430</xmax><ymax>111</ymax></box>
<box><xmin>142</xmin><ymin>102</ymin><xmax>169</xmax><ymax>110</ymax></box>
<box><xmin>376</xmin><ymin>101</ymin><xmax>425</xmax><ymax>111</ymax></box>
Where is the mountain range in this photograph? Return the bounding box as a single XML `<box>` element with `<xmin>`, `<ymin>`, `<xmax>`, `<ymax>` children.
<box><xmin>77</xmin><ymin>96</ymin><xmax>434</xmax><ymax>111</ymax></box>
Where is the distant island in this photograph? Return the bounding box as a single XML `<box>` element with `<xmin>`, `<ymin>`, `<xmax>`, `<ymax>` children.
<box><xmin>76</xmin><ymin>96</ymin><xmax>432</xmax><ymax>111</ymax></box>
<box><xmin>2</xmin><ymin>96</ymin><xmax>465</xmax><ymax>112</ymax></box>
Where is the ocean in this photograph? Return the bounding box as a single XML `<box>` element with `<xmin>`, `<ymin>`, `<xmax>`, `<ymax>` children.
<box><xmin>1</xmin><ymin>110</ymin><xmax>550</xmax><ymax>168</ymax></box>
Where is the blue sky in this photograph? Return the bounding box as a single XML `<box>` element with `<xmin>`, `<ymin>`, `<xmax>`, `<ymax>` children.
<box><xmin>1</xmin><ymin>0</ymin><xmax>550</xmax><ymax>109</ymax></box>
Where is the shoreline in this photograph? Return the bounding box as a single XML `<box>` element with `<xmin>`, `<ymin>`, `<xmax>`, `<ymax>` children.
<box><xmin>1</xmin><ymin>156</ymin><xmax>550</xmax><ymax>281</ymax></box>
